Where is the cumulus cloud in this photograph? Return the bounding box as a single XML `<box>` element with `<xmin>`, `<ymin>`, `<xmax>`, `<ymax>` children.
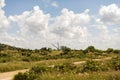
<box><xmin>9</xmin><ymin>6</ymin><xmax>50</xmax><ymax>38</ymax></box>
<box><xmin>0</xmin><ymin>0</ymin><xmax>120</xmax><ymax>49</ymax></box>
<box><xmin>99</xmin><ymin>4</ymin><xmax>120</xmax><ymax>25</ymax></box>
<box><xmin>0</xmin><ymin>0</ymin><xmax>9</xmax><ymax>33</ymax></box>
<box><xmin>51</xmin><ymin>8</ymin><xmax>90</xmax><ymax>38</ymax></box>
<box><xmin>8</xmin><ymin>7</ymin><xmax>91</xmax><ymax>49</ymax></box>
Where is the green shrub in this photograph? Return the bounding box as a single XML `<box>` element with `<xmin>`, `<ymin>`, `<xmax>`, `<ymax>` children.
<box><xmin>111</xmin><ymin>56</ymin><xmax>120</xmax><ymax>70</ymax></box>
<box><xmin>14</xmin><ymin>72</ymin><xmax>27</xmax><ymax>80</ymax></box>
<box><xmin>106</xmin><ymin>48</ymin><xmax>113</xmax><ymax>53</ymax></box>
<box><xmin>61</xmin><ymin>46</ymin><xmax>71</xmax><ymax>54</ymax></box>
<box><xmin>0</xmin><ymin>57</ymin><xmax>12</xmax><ymax>63</ymax></box>
<box><xmin>21</xmin><ymin>52</ymin><xmax>31</xmax><ymax>57</ymax></box>
<box><xmin>31</xmin><ymin>65</ymin><xmax>49</xmax><ymax>73</ymax></box>
<box><xmin>100</xmin><ymin>62</ymin><xmax>110</xmax><ymax>71</ymax></box>
<box><xmin>0</xmin><ymin>53</ymin><xmax>10</xmax><ymax>57</ymax></box>
<box><xmin>22</xmin><ymin>57</ymin><xmax>31</xmax><ymax>62</ymax></box>
<box><xmin>14</xmin><ymin>71</ymin><xmax>36</xmax><ymax>80</ymax></box>
<box><xmin>84</xmin><ymin>46</ymin><xmax>96</xmax><ymax>53</ymax></box>
<box><xmin>113</xmin><ymin>50</ymin><xmax>120</xmax><ymax>54</ymax></box>
<box><xmin>82</xmin><ymin>60</ymin><xmax>100</xmax><ymax>72</ymax></box>
<box><xmin>54</xmin><ymin>63</ymin><xmax>77</xmax><ymax>73</ymax></box>
<box><xmin>30</xmin><ymin>54</ymin><xmax>41</xmax><ymax>61</ymax></box>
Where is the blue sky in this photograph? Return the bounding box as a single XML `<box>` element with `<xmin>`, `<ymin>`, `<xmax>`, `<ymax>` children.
<box><xmin>4</xmin><ymin>0</ymin><xmax>120</xmax><ymax>16</ymax></box>
<box><xmin>0</xmin><ymin>0</ymin><xmax>120</xmax><ymax>49</ymax></box>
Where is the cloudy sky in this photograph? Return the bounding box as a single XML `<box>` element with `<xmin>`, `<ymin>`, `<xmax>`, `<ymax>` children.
<box><xmin>0</xmin><ymin>0</ymin><xmax>120</xmax><ymax>49</ymax></box>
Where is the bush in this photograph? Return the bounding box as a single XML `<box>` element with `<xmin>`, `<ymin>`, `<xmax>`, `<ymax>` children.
<box><xmin>82</xmin><ymin>60</ymin><xmax>100</xmax><ymax>72</ymax></box>
<box><xmin>0</xmin><ymin>53</ymin><xmax>10</xmax><ymax>57</ymax></box>
<box><xmin>84</xmin><ymin>46</ymin><xmax>96</xmax><ymax>53</ymax></box>
<box><xmin>0</xmin><ymin>57</ymin><xmax>12</xmax><ymax>63</ymax></box>
<box><xmin>54</xmin><ymin>63</ymin><xmax>77</xmax><ymax>73</ymax></box>
<box><xmin>30</xmin><ymin>54</ymin><xmax>41</xmax><ymax>61</ymax></box>
<box><xmin>22</xmin><ymin>57</ymin><xmax>31</xmax><ymax>62</ymax></box>
<box><xmin>0</xmin><ymin>53</ymin><xmax>12</xmax><ymax>63</ymax></box>
<box><xmin>113</xmin><ymin>50</ymin><xmax>120</xmax><ymax>54</ymax></box>
<box><xmin>106</xmin><ymin>48</ymin><xmax>113</xmax><ymax>53</ymax></box>
<box><xmin>111</xmin><ymin>56</ymin><xmax>120</xmax><ymax>70</ymax></box>
<box><xmin>14</xmin><ymin>71</ymin><xmax>36</xmax><ymax>80</ymax></box>
<box><xmin>100</xmin><ymin>62</ymin><xmax>110</xmax><ymax>71</ymax></box>
<box><xmin>31</xmin><ymin>65</ymin><xmax>49</xmax><ymax>73</ymax></box>
<box><xmin>21</xmin><ymin>52</ymin><xmax>31</xmax><ymax>57</ymax></box>
<box><xmin>61</xmin><ymin>46</ymin><xmax>71</xmax><ymax>54</ymax></box>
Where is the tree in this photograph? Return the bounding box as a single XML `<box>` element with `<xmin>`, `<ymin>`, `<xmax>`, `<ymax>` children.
<box><xmin>113</xmin><ymin>49</ymin><xmax>120</xmax><ymax>54</ymax></box>
<box><xmin>106</xmin><ymin>48</ymin><xmax>113</xmax><ymax>53</ymax></box>
<box><xmin>61</xmin><ymin>46</ymin><xmax>71</xmax><ymax>54</ymax></box>
<box><xmin>84</xmin><ymin>46</ymin><xmax>96</xmax><ymax>53</ymax></box>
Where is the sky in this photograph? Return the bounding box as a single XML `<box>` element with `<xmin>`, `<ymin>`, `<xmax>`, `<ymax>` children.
<box><xmin>0</xmin><ymin>0</ymin><xmax>120</xmax><ymax>49</ymax></box>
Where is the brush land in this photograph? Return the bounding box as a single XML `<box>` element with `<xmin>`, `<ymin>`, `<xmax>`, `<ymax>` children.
<box><xmin>0</xmin><ymin>43</ymin><xmax>120</xmax><ymax>80</ymax></box>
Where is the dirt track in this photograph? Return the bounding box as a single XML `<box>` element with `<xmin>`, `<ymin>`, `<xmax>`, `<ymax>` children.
<box><xmin>0</xmin><ymin>69</ymin><xmax>28</xmax><ymax>80</ymax></box>
<box><xmin>73</xmin><ymin>57</ymin><xmax>112</xmax><ymax>65</ymax></box>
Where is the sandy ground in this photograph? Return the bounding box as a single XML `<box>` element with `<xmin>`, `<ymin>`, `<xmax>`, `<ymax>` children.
<box><xmin>0</xmin><ymin>69</ymin><xmax>28</xmax><ymax>80</ymax></box>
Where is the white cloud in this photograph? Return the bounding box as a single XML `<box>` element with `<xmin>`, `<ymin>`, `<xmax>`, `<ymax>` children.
<box><xmin>8</xmin><ymin>7</ymin><xmax>91</xmax><ymax>49</ymax></box>
<box><xmin>99</xmin><ymin>4</ymin><xmax>120</xmax><ymax>25</ymax></box>
<box><xmin>8</xmin><ymin>6</ymin><xmax>52</xmax><ymax>49</ymax></box>
<box><xmin>0</xmin><ymin>0</ymin><xmax>9</xmax><ymax>33</ymax></box>
<box><xmin>51</xmin><ymin>8</ymin><xmax>90</xmax><ymax>39</ymax></box>
<box><xmin>51</xmin><ymin>1</ymin><xmax>58</xmax><ymax>7</ymax></box>
<box><xmin>9</xmin><ymin>6</ymin><xmax>50</xmax><ymax>38</ymax></box>
<box><xmin>0</xmin><ymin>1</ymin><xmax>120</xmax><ymax>49</ymax></box>
<box><xmin>0</xmin><ymin>0</ymin><xmax>5</xmax><ymax>8</ymax></box>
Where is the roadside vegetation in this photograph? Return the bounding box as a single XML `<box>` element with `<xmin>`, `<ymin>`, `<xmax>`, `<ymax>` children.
<box><xmin>0</xmin><ymin>43</ymin><xmax>120</xmax><ymax>80</ymax></box>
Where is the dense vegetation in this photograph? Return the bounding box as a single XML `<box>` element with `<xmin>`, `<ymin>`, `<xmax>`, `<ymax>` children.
<box><xmin>0</xmin><ymin>43</ymin><xmax>120</xmax><ymax>80</ymax></box>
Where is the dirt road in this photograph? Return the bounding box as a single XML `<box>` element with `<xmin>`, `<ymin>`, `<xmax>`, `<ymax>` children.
<box><xmin>0</xmin><ymin>69</ymin><xmax>28</xmax><ymax>80</ymax></box>
<box><xmin>73</xmin><ymin>57</ymin><xmax>112</xmax><ymax>65</ymax></box>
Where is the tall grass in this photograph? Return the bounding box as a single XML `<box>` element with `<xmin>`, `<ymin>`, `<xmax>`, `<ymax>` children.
<box><xmin>0</xmin><ymin>62</ymin><xmax>29</xmax><ymax>72</ymax></box>
<box><xmin>14</xmin><ymin>71</ymin><xmax>120</xmax><ymax>80</ymax></box>
<box><xmin>36</xmin><ymin>71</ymin><xmax>120</xmax><ymax>80</ymax></box>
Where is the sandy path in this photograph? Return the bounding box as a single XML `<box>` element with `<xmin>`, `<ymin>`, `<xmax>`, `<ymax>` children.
<box><xmin>0</xmin><ymin>69</ymin><xmax>28</xmax><ymax>80</ymax></box>
<box><xmin>73</xmin><ymin>57</ymin><xmax>112</xmax><ymax>65</ymax></box>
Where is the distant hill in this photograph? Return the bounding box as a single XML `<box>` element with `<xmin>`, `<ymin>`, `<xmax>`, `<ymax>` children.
<box><xmin>0</xmin><ymin>43</ymin><xmax>26</xmax><ymax>51</ymax></box>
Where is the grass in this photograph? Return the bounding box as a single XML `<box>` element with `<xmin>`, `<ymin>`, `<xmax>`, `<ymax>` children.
<box><xmin>0</xmin><ymin>43</ymin><xmax>120</xmax><ymax>80</ymax></box>
<box><xmin>0</xmin><ymin>55</ymin><xmax>117</xmax><ymax>73</ymax></box>
<box><xmin>0</xmin><ymin>58</ymin><xmax>83</xmax><ymax>72</ymax></box>
<box><xmin>13</xmin><ymin>56</ymin><xmax>120</xmax><ymax>80</ymax></box>
<box><xmin>14</xmin><ymin>70</ymin><xmax>120</xmax><ymax>80</ymax></box>
<box><xmin>0</xmin><ymin>62</ymin><xmax>29</xmax><ymax>72</ymax></box>
<box><xmin>34</xmin><ymin>71</ymin><xmax>120</xmax><ymax>80</ymax></box>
